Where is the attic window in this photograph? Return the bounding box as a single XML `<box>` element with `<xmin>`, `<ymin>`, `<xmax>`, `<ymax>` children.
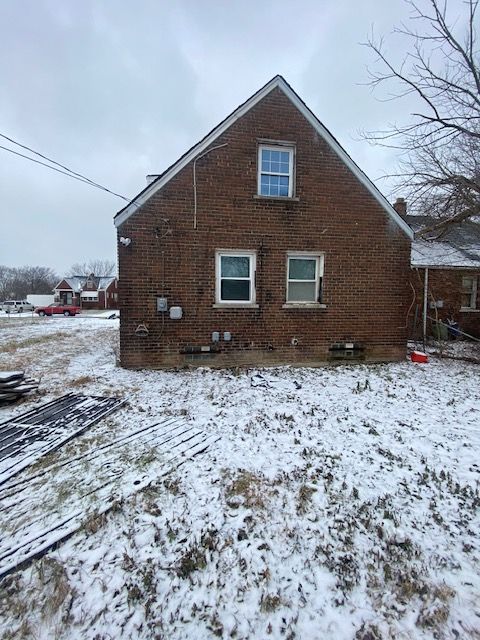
<box><xmin>258</xmin><ymin>145</ymin><xmax>294</xmax><ymax>197</ymax></box>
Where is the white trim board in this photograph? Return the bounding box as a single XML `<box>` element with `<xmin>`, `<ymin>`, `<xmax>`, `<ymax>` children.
<box><xmin>114</xmin><ymin>75</ymin><xmax>413</xmax><ymax>240</ymax></box>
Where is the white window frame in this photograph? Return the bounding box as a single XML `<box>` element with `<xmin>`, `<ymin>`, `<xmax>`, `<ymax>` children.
<box><xmin>285</xmin><ymin>253</ymin><xmax>324</xmax><ymax>304</ymax></box>
<box><xmin>461</xmin><ymin>275</ymin><xmax>478</xmax><ymax>310</ymax></box>
<box><xmin>215</xmin><ymin>250</ymin><xmax>256</xmax><ymax>305</ymax></box>
<box><xmin>257</xmin><ymin>144</ymin><xmax>294</xmax><ymax>198</ymax></box>
<box><xmin>81</xmin><ymin>293</ymin><xmax>99</xmax><ymax>302</ymax></box>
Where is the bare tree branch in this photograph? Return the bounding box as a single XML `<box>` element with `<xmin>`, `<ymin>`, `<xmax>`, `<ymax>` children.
<box><xmin>67</xmin><ymin>259</ymin><xmax>116</xmax><ymax>277</ymax></box>
<box><xmin>363</xmin><ymin>0</ymin><xmax>480</xmax><ymax>232</ymax></box>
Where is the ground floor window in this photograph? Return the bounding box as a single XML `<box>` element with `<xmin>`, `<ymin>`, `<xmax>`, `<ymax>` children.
<box><xmin>286</xmin><ymin>254</ymin><xmax>323</xmax><ymax>303</ymax></box>
<box><xmin>215</xmin><ymin>251</ymin><xmax>256</xmax><ymax>304</ymax></box>
<box><xmin>461</xmin><ymin>276</ymin><xmax>478</xmax><ymax>309</ymax></box>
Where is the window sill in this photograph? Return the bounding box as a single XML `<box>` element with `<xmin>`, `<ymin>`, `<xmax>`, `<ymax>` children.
<box><xmin>253</xmin><ymin>195</ymin><xmax>300</xmax><ymax>203</ymax></box>
<box><xmin>282</xmin><ymin>303</ymin><xmax>327</xmax><ymax>309</ymax></box>
<box><xmin>460</xmin><ymin>308</ymin><xmax>480</xmax><ymax>313</ymax></box>
<box><xmin>213</xmin><ymin>303</ymin><xmax>259</xmax><ymax>309</ymax></box>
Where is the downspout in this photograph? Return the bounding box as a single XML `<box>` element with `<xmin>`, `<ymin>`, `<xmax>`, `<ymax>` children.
<box><xmin>193</xmin><ymin>143</ymin><xmax>228</xmax><ymax>230</ymax></box>
<box><xmin>423</xmin><ymin>267</ymin><xmax>429</xmax><ymax>352</ymax></box>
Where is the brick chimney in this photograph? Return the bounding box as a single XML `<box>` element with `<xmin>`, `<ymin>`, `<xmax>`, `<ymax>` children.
<box><xmin>392</xmin><ymin>197</ymin><xmax>407</xmax><ymax>218</ymax></box>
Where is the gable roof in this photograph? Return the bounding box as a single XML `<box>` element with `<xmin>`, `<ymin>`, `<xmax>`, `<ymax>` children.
<box><xmin>98</xmin><ymin>276</ymin><xmax>117</xmax><ymax>290</ymax></box>
<box><xmin>114</xmin><ymin>75</ymin><xmax>413</xmax><ymax>239</ymax></box>
<box><xmin>53</xmin><ymin>276</ymin><xmax>117</xmax><ymax>293</ymax></box>
<box><xmin>407</xmin><ymin>215</ymin><xmax>480</xmax><ymax>268</ymax></box>
<box><xmin>53</xmin><ymin>278</ymin><xmax>74</xmax><ymax>291</ymax></box>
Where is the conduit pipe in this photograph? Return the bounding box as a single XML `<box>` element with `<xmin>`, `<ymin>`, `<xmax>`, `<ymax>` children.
<box><xmin>423</xmin><ymin>267</ymin><xmax>429</xmax><ymax>351</ymax></box>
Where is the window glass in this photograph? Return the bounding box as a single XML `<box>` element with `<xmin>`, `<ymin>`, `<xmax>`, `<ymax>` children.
<box><xmin>221</xmin><ymin>256</ymin><xmax>250</xmax><ymax>278</ymax></box>
<box><xmin>289</xmin><ymin>258</ymin><xmax>316</xmax><ymax>280</ymax></box>
<box><xmin>259</xmin><ymin>145</ymin><xmax>293</xmax><ymax>197</ymax></box>
<box><xmin>288</xmin><ymin>282</ymin><xmax>317</xmax><ymax>302</ymax></box>
<box><xmin>461</xmin><ymin>276</ymin><xmax>477</xmax><ymax>308</ymax></box>
<box><xmin>221</xmin><ymin>280</ymin><xmax>250</xmax><ymax>301</ymax></box>
<box><xmin>286</xmin><ymin>255</ymin><xmax>322</xmax><ymax>303</ymax></box>
<box><xmin>260</xmin><ymin>175</ymin><xmax>289</xmax><ymax>197</ymax></box>
<box><xmin>217</xmin><ymin>252</ymin><xmax>255</xmax><ymax>304</ymax></box>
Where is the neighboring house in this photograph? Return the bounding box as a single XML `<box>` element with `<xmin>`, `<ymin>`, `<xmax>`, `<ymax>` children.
<box><xmin>114</xmin><ymin>75</ymin><xmax>413</xmax><ymax>369</ymax></box>
<box><xmin>53</xmin><ymin>275</ymin><xmax>118</xmax><ymax>310</ymax></box>
<box><xmin>401</xmin><ymin>210</ymin><xmax>480</xmax><ymax>338</ymax></box>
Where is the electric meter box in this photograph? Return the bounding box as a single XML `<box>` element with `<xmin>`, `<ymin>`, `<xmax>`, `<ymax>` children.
<box><xmin>156</xmin><ymin>297</ymin><xmax>168</xmax><ymax>312</ymax></box>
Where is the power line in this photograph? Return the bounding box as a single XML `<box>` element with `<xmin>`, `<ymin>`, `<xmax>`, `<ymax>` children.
<box><xmin>0</xmin><ymin>133</ymin><xmax>130</xmax><ymax>202</ymax></box>
<box><xmin>0</xmin><ymin>132</ymin><xmax>112</xmax><ymax>192</ymax></box>
<box><xmin>0</xmin><ymin>144</ymin><xmax>108</xmax><ymax>190</ymax></box>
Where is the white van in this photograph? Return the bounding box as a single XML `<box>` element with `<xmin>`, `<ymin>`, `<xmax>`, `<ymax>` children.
<box><xmin>1</xmin><ymin>300</ymin><xmax>35</xmax><ymax>313</ymax></box>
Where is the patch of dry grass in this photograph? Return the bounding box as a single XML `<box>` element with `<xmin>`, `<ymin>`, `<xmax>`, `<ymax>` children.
<box><xmin>83</xmin><ymin>510</ymin><xmax>108</xmax><ymax>535</ymax></box>
<box><xmin>260</xmin><ymin>592</ymin><xmax>283</xmax><ymax>612</ymax></box>
<box><xmin>69</xmin><ymin>375</ymin><xmax>95</xmax><ymax>387</ymax></box>
<box><xmin>175</xmin><ymin>528</ymin><xmax>218</xmax><ymax>578</ymax></box>
<box><xmin>0</xmin><ymin>332</ymin><xmax>70</xmax><ymax>354</ymax></box>
<box><xmin>36</xmin><ymin>557</ymin><xmax>72</xmax><ymax>618</ymax></box>
<box><xmin>224</xmin><ymin>469</ymin><xmax>268</xmax><ymax>510</ymax></box>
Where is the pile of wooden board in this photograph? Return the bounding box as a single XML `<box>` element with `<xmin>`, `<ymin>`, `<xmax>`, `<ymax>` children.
<box><xmin>0</xmin><ymin>371</ymin><xmax>39</xmax><ymax>405</ymax></box>
<box><xmin>0</xmin><ymin>409</ymin><xmax>218</xmax><ymax>579</ymax></box>
<box><xmin>0</xmin><ymin>393</ymin><xmax>126</xmax><ymax>484</ymax></box>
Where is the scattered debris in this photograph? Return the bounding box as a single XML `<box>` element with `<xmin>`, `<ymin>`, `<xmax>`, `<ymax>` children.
<box><xmin>0</xmin><ymin>371</ymin><xmax>39</xmax><ymax>405</ymax></box>
<box><xmin>250</xmin><ymin>373</ymin><xmax>269</xmax><ymax>388</ymax></box>
<box><xmin>0</xmin><ymin>394</ymin><xmax>125</xmax><ymax>485</ymax></box>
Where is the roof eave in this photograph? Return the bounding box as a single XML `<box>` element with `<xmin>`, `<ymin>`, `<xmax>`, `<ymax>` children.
<box><xmin>412</xmin><ymin>263</ymin><xmax>480</xmax><ymax>269</ymax></box>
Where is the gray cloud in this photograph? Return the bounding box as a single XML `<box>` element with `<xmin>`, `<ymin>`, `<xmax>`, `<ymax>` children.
<box><xmin>0</xmin><ymin>0</ymin><xmax>467</xmax><ymax>273</ymax></box>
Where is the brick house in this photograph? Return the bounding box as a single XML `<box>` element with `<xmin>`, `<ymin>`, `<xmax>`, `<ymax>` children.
<box><xmin>53</xmin><ymin>275</ymin><xmax>118</xmax><ymax>310</ymax></box>
<box><xmin>399</xmin><ymin>210</ymin><xmax>480</xmax><ymax>339</ymax></box>
<box><xmin>115</xmin><ymin>75</ymin><xmax>413</xmax><ymax>369</ymax></box>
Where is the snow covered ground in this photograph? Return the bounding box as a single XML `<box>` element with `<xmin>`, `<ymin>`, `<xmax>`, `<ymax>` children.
<box><xmin>0</xmin><ymin>317</ymin><xmax>479</xmax><ymax>639</ymax></box>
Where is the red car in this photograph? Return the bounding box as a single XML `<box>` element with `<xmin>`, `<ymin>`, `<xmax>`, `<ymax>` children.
<box><xmin>35</xmin><ymin>304</ymin><xmax>81</xmax><ymax>317</ymax></box>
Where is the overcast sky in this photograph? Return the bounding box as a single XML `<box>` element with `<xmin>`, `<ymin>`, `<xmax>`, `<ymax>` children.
<box><xmin>0</xmin><ymin>0</ymin><xmax>467</xmax><ymax>275</ymax></box>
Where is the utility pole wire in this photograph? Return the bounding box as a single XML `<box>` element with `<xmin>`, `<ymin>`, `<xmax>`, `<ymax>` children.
<box><xmin>0</xmin><ymin>132</ymin><xmax>118</xmax><ymax>193</ymax></box>
<box><xmin>0</xmin><ymin>134</ymin><xmax>130</xmax><ymax>202</ymax></box>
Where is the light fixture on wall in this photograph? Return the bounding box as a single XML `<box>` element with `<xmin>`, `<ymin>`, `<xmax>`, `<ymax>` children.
<box><xmin>119</xmin><ymin>237</ymin><xmax>132</xmax><ymax>247</ymax></box>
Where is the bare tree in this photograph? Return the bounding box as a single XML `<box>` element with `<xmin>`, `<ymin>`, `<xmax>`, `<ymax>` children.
<box><xmin>67</xmin><ymin>259</ymin><xmax>116</xmax><ymax>277</ymax></box>
<box><xmin>0</xmin><ymin>265</ymin><xmax>58</xmax><ymax>299</ymax></box>
<box><xmin>0</xmin><ymin>266</ymin><xmax>14</xmax><ymax>300</ymax></box>
<box><xmin>364</xmin><ymin>0</ymin><xmax>480</xmax><ymax>235</ymax></box>
<box><xmin>16</xmin><ymin>266</ymin><xmax>59</xmax><ymax>298</ymax></box>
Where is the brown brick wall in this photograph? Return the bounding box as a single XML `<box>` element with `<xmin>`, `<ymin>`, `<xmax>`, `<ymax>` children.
<box><xmin>80</xmin><ymin>282</ymin><xmax>118</xmax><ymax>311</ymax></box>
<box><xmin>410</xmin><ymin>267</ymin><xmax>480</xmax><ymax>338</ymax></box>
<box><xmin>117</xmin><ymin>87</ymin><xmax>412</xmax><ymax>368</ymax></box>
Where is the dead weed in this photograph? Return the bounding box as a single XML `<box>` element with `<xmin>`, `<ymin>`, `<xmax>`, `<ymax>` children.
<box><xmin>224</xmin><ymin>469</ymin><xmax>267</xmax><ymax>509</ymax></box>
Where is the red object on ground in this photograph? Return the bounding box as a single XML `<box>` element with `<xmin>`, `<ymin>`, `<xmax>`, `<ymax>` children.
<box><xmin>411</xmin><ymin>351</ymin><xmax>428</xmax><ymax>363</ymax></box>
<box><xmin>34</xmin><ymin>304</ymin><xmax>81</xmax><ymax>317</ymax></box>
